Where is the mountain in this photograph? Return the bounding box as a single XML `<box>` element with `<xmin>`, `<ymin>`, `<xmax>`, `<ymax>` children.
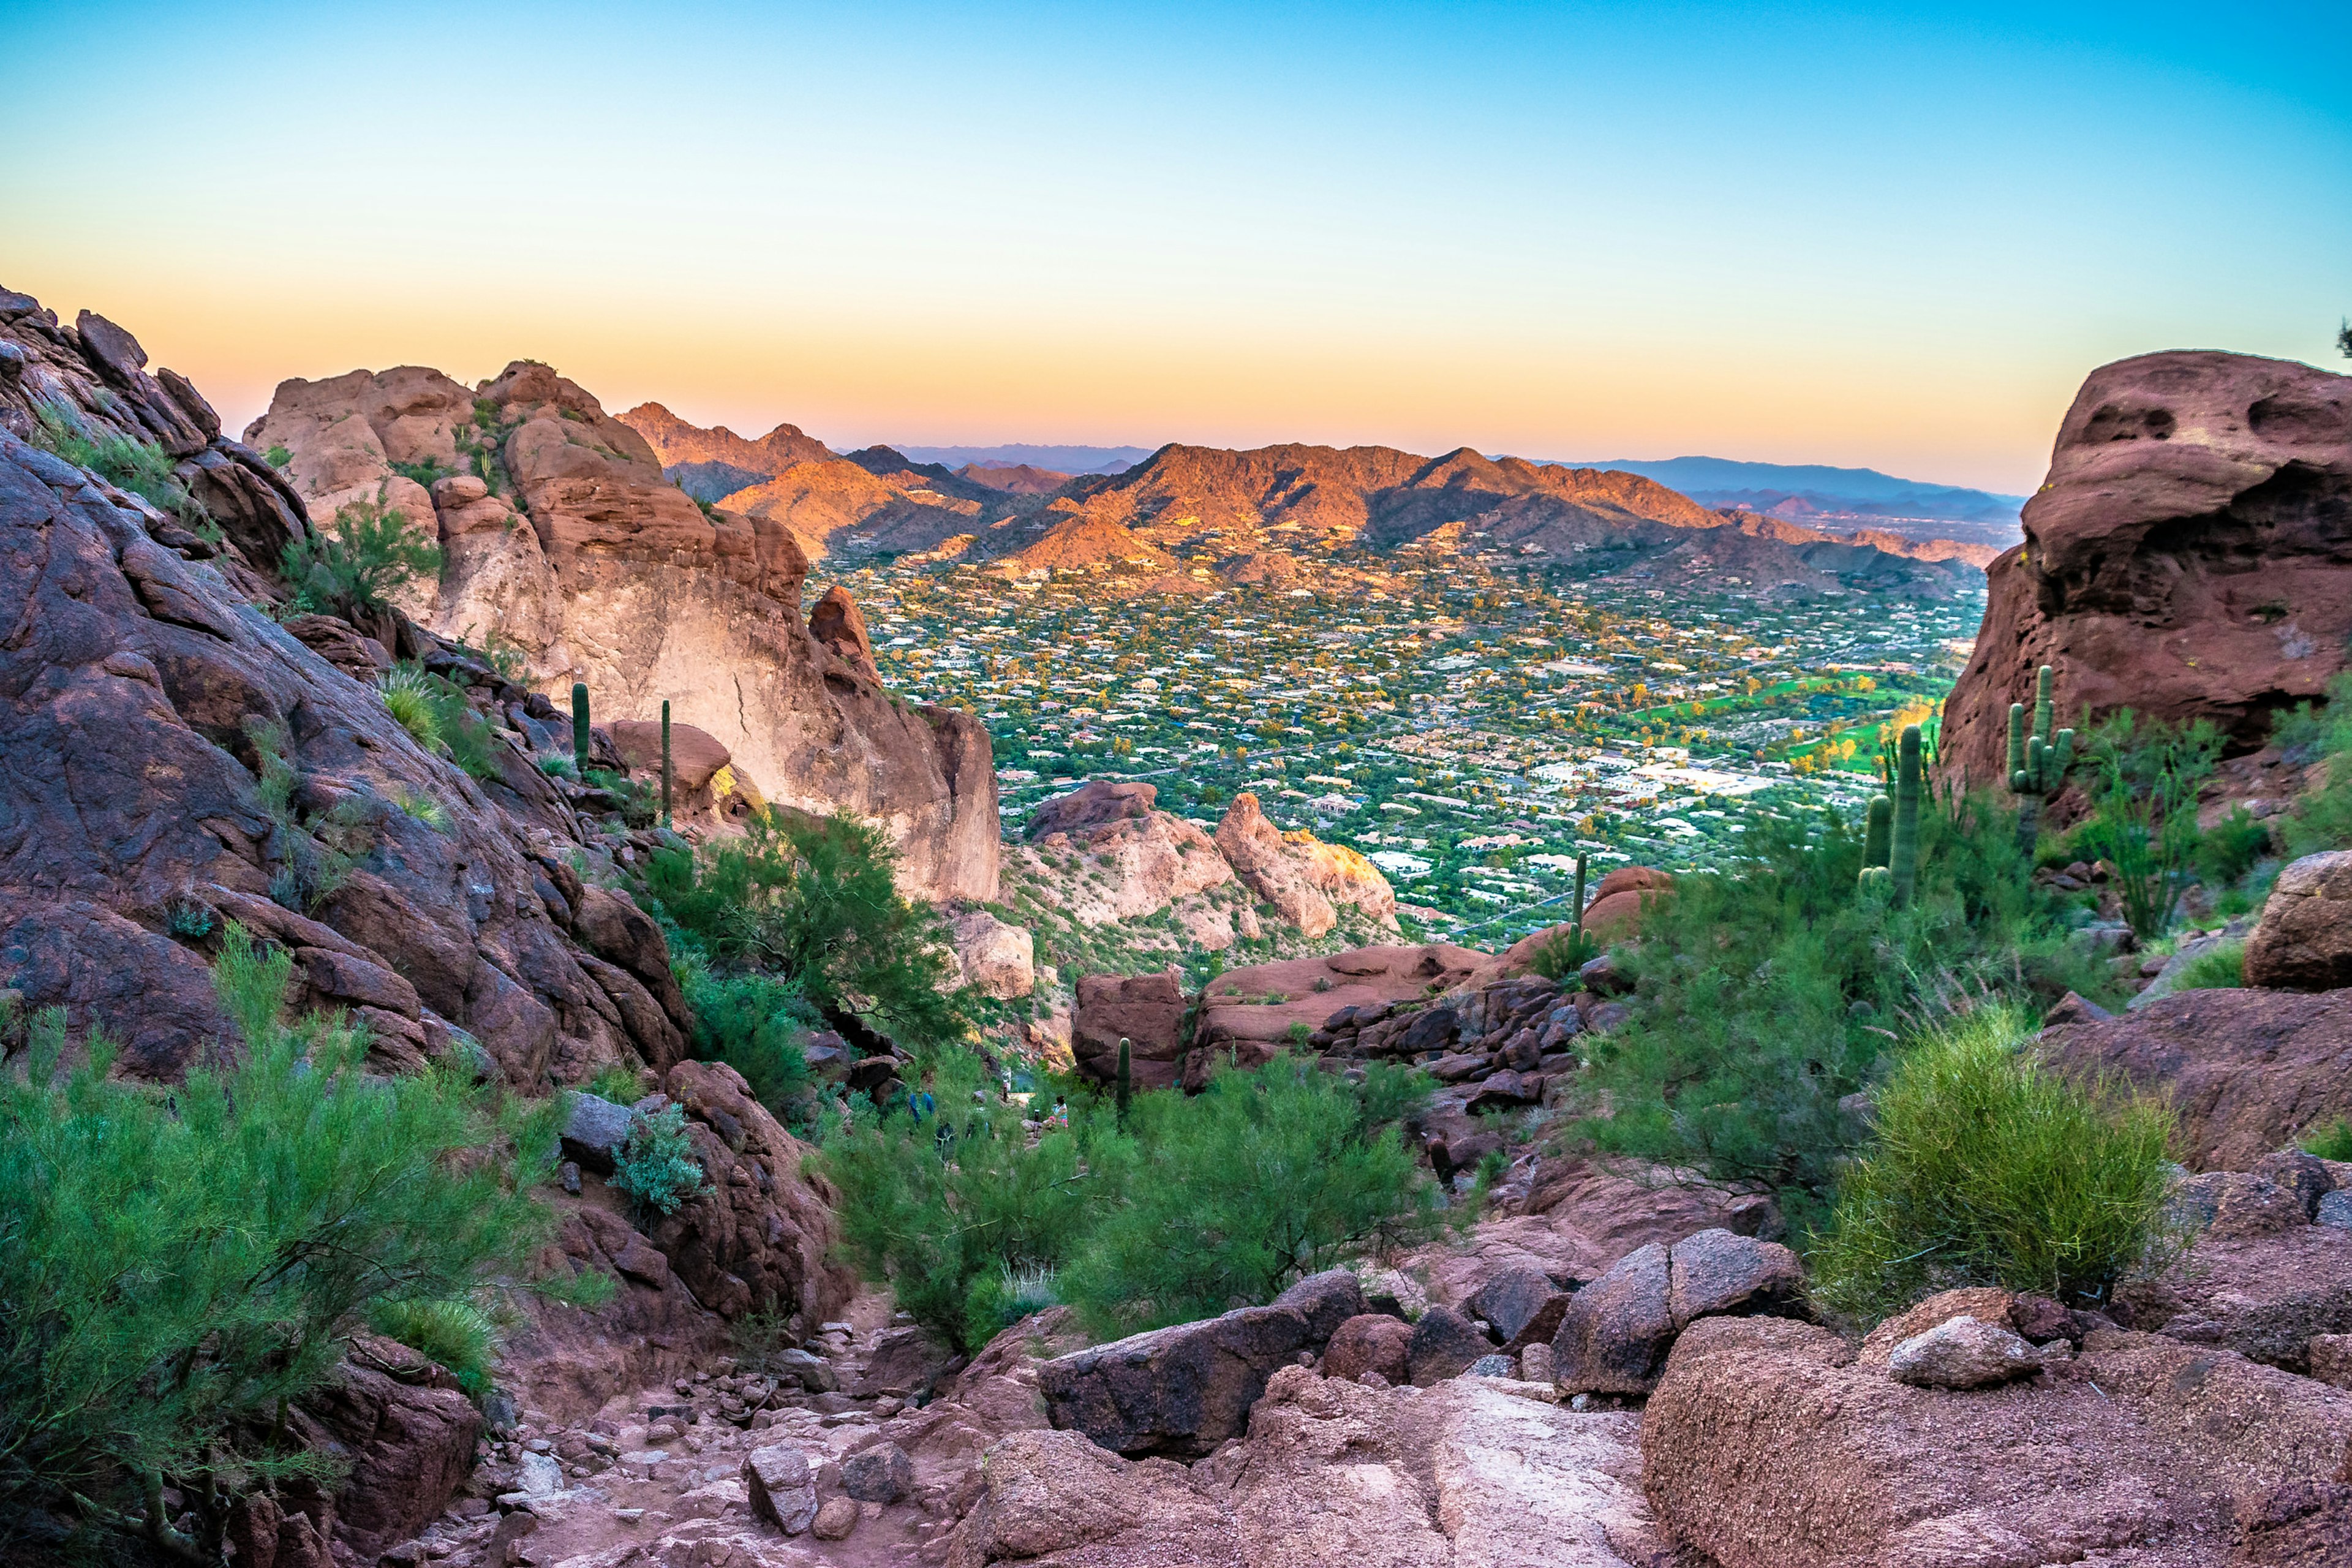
<box><xmin>1027</xmin><ymin>441</ymin><xmax>1984</xmax><ymax>597</ymax></box>
<box><xmin>959</xmin><ymin>461</ymin><xmax>1072</xmax><ymax>494</ymax></box>
<box><xmin>620</xmin><ymin>401</ymin><xmax>832</xmax><ymax>473</ymax></box>
<box><xmin>892</xmin><ymin>442</ymin><xmax>1150</xmax><ymax>475</ymax></box>
<box><xmin>1558</xmin><ymin>454</ymin><xmax>2026</xmax><ymax>547</ymax></box>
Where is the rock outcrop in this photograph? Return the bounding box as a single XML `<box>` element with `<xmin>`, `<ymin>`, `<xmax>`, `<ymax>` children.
<box><xmin>246</xmin><ymin>362</ymin><xmax>999</xmax><ymax>901</ymax></box>
<box><xmin>1642</xmin><ymin>1312</ymin><xmax>2352</xmax><ymax>1568</ymax></box>
<box><xmin>1943</xmin><ymin>352</ymin><xmax>2352</xmax><ymax>792</ymax></box>
<box><xmin>1016</xmin><ymin>780</ymin><xmax>1234</xmax><ymax>925</ymax></box>
<box><xmin>1215</xmin><ymin>792</ymin><xmax>1397</xmax><ymax>937</ymax></box>
<box><xmin>2247</xmin><ymin>851</ymin><xmax>2352</xmax><ymax>991</ymax></box>
<box><xmin>2037</xmin><ymin>985</ymin><xmax>2352</xmax><ymax>1168</ymax></box>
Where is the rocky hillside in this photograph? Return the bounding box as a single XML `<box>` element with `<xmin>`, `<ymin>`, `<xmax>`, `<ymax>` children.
<box><xmin>247</xmin><ymin>364</ymin><xmax>1000</xmax><ymax>902</ymax></box>
<box><xmin>1943</xmin><ymin>351</ymin><xmax>2352</xmax><ymax>794</ymax></box>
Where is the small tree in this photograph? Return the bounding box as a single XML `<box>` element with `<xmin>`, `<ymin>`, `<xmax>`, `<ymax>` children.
<box><xmin>280</xmin><ymin>499</ymin><xmax>442</xmax><ymax>620</ymax></box>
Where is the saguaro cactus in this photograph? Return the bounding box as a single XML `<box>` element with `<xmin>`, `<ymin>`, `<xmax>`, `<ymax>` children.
<box><xmin>1863</xmin><ymin>793</ymin><xmax>1893</xmax><ymax>869</ymax></box>
<box><xmin>1890</xmin><ymin>724</ymin><xmax>1924</xmax><ymax>908</ymax></box>
<box><xmin>1115</xmin><ymin>1037</ymin><xmax>1133</xmax><ymax>1126</ymax></box>
<box><xmin>2007</xmin><ymin>664</ymin><xmax>2075</xmax><ymax>858</ymax></box>
<box><xmin>571</xmin><ymin>682</ymin><xmax>591</xmax><ymax>775</ymax></box>
<box><xmin>660</xmin><ymin>699</ymin><xmax>673</xmax><ymax>827</ymax></box>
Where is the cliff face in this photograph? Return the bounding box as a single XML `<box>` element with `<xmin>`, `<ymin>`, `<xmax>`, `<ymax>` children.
<box><xmin>1942</xmin><ymin>352</ymin><xmax>2352</xmax><ymax>792</ymax></box>
<box><xmin>247</xmin><ymin>364</ymin><xmax>1000</xmax><ymax>902</ymax></box>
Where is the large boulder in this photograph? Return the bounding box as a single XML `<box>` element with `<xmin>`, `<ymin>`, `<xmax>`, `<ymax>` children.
<box><xmin>288</xmin><ymin>1336</ymin><xmax>483</xmax><ymax>1563</ymax></box>
<box><xmin>1024</xmin><ymin>778</ymin><xmax>1160</xmax><ymax>839</ymax></box>
<box><xmin>1642</xmin><ymin>1314</ymin><xmax>2352</xmax><ymax>1568</ymax></box>
<box><xmin>1193</xmin><ymin>943</ymin><xmax>1485</xmax><ymax>1085</ymax></box>
<box><xmin>2248</xmin><ymin>851</ymin><xmax>2352</xmax><ymax>991</ymax></box>
<box><xmin>1070</xmin><ymin>969</ymin><xmax>1188</xmax><ymax>1088</ymax></box>
<box><xmin>2116</xmin><ymin>1221</ymin><xmax>2352</xmax><ymax>1372</ymax></box>
<box><xmin>1037</xmin><ymin>1302</ymin><xmax>1312</xmax><ymax>1457</ymax></box>
<box><xmin>2037</xmin><ymin>985</ymin><xmax>2352</xmax><ymax>1168</ymax></box>
<box><xmin>1941</xmin><ymin>352</ymin><xmax>2352</xmax><ymax>795</ymax></box>
<box><xmin>1322</xmin><ymin>1314</ymin><xmax>1412</xmax><ymax>1384</ymax></box>
<box><xmin>1551</xmin><ymin>1230</ymin><xmax>1808</xmax><ymax>1396</ymax></box>
<box><xmin>950</xmin><ymin>908</ymin><xmax>1035</xmax><ymax>1000</ymax></box>
<box><xmin>1014</xmin><ymin>802</ymin><xmax>1234</xmax><ymax>926</ymax></box>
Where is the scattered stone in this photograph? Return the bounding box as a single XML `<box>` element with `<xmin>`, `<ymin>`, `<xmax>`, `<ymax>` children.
<box><xmin>513</xmin><ymin>1451</ymin><xmax>564</xmax><ymax>1497</ymax></box>
<box><xmin>1321</xmin><ymin>1314</ymin><xmax>1412</xmax><ymax>1385</ymax></box>
<box><xmin>1406</xmin><ymin>1304</ymin><xmax>1491</xmax><ymax>1386</ymax></box>
<box><xmin>840</xmin><ymin>1441</ymin><xmax>913</xmax><ymax>1502</ymax></box>
<box><xmin>812</xmin><ymin>1495</ymin><xmax>860</xmax><ymax>1539</ymax></box>
<box><xmin>1885</xmin><ymin>1314</ymin><xmax>2045</xmax><ymax>1389</ymax></box>
<box><xmin>1550</xmin><ymin>1243</ymin><xmax>1673</xmax><ymax>1396</ymax></box>
<box><xmin>1518</xmin><ymin>1343</ymin><xmax>1555</xmax><ymax>1385</ymax></box>
<box><xmin>1466</xmin><ymin>1354</ymin><xmax>1515</xmax><ymax>1378</ymax></box>
<box><xmin>741</xmin><ymin>1444</ymin><xmax>818</xmax><ymax>1534</ymax></box>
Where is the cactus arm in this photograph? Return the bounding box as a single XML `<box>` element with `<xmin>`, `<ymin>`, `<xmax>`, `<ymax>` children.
<box><xmin>1890</xmin><ymin>725</ymin><xmax>1922</xmax><ymax>908</ymax></box>
<box><xmin>2007</xmin><ymin>703</ymin><xmax>2027</xmax><ymax>778</ymax></box>
<box><xmin>1863</xmin><ymin>794</ymin><xmax>1892</xmax><ymax>868</ymax></box>
<box><xmin>571</xmin><ymin>682</ymin><xmax>591</xmax><ymax>775</ymax></box>
<box><xmin>660</xmin><ymin>699</ymin><xmax>673</xmax><ymax>828</ymax></box>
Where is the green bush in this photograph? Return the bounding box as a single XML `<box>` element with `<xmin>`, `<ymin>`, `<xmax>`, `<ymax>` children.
<box><xmin>366</xmin><ymin>1295</ymin><xmax>503</xmax><ymax>1401</ymax></box>
<box><xmin>2280</xmin><ymin>673</ymin><xmax>2352</xmax><ymax>856</ymax></box>
<box><xmin>813</xmin><ymin>1049</ymin><xmax>1450</xmax><ymax>1352</ymax></box>
<box><xmin>2169</xmin><ymin>939</ymin><xmax>2245</xmax><ymax>992</ymax></box>
<box><xmin>30</xmin><ymin>400</ymin><xmax>198</xmax><ymax>521</ymax></box>
<box><xmin>264</xmin><ymin>443</ymin><xmax>294</xmax><ymax>469</ymax></box>
<box><xmin>585</xmin><ymin>1063</ymin><xmax>649</xmax><ymax>1106</ymax></box>
<box><xmin>612</xmin><ymin>1102</ymin><xmax>709</xmax><ymax>1219</ymax></box>
<box><xmin>1811</xmin><ymin>1005</ymin><xmax>2178</xmax><ymax>1321</ymax></box>
<box><xmin>641</xmin><ymin>810</ymin><xmax>972</xmax><ymax>1049</ymax></box>
<box><xmin>2196</xmin><ymin>806</ymin><xmax>2272</xmax><ymax>890</ymax></box>
<box><xmin>2299</xmin><ymin>1118</ymin><xmax>2352</xmax><ymax>1161</ymax></box>
<box><xmin>279</xmin><ymin>499</ymin><xmax>442</xmax><ymax>620</ymax></box>
<box><xmin>2081</xmin><ymin>712</ymin><xmax>2221</xmax><ymax>943</ymax></box>
<box><xmin>679</xmin><ymin>962</ymin><xmax>818</xmax><ymax>1120</ymax></box>
<box><xmin>381</xmin><ymin>663</ymin><xmax>443</xmax><ymax>748</ymax></box>
<box><xmin>0</xmin><ymin>925</ymin><xmax>597</xmax><ymax>1562</ymax></box>
<box><xmin>1575</xmin><ymin>795</ymin><xmax>2113</xmax><ymax>1230</ymax></box>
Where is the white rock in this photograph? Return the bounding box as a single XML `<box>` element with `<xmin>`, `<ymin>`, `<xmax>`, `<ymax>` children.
<box><xmin>1887</xmin><ymin>1314</ymin><xmax>2045</xmax><ymax>1389</ymax></box>
<box><xmin>516</xmin><ymin>1451</ymin><xmax>565</xmax><ymax>1497</ymax></box>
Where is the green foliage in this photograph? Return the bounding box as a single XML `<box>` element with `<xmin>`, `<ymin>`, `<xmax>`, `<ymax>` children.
<box><xmin>2300</xmin><ymin>1117</ymin><xmax>2352</xmax><ymax>1161</ymax></box>
<box><xmin>814</xmin><ymin>1049</ymin><xmax>1449</xmax><ymax>1352</ymax></box>
<box><xmin>380</xmin><ymin>664</ymin><xmax>442</xmax><ymax>748</ymax></box>
<box><xmin>1890</xmin><ymin>724</ymin><xmax>1924</xmax><ymax>907</ymax></box>
<box><xmin>1576</xmin><ymin>794</ymin><xmax>2116</xmax><ymax>1231</ymax></box>
<box><xmin>164</xmin><ymin>899</ymin><xmax>215</xmax><ymax>939</ymax></box>
<box><xmin>584</xmin><ymin>767</ymin><xmax>658</xmax><ymax>829</ymax></box>
<box><xmin>366</xmin><ymin>1295</ymin><xmax>503</xmax><ymax>1401</ymax></box>
<box><xmin>2081</xmin><ymin>712</ymin><xmax>2221</xmax><ymax>942</ymax></box>
<box><xmin>279</xmin><ymin>500</ymin><xmax>442</xmax><ymax>620</ymax></box>
<box><xmin>29</xmin><ymin>399</ymin><xmax>198</xmax><ymax>521</ymax></box>
<box><xmin>611</xmin><ymin>1102</ymin><xmax>709</xmax><ymax>1219</ymax></box>
<box><xmin>640</xmin><ymin>811</ymin><xmax>973</xmax><ymax>1049</ymax></box>
<box><xmin>677</xmin><ymin>962</ymin><xmax>817</xmax><ymax>1120</ymax></box>
<box><xmin>2278</xmin><ymin>674</ymin><xmax>2352</xmax><ymax>856</ymax></box>
<box><xmin>1811</xmin><ymin>1006</ymin><xmax>2179</xmax><ymax>1319</ymax></box>
<box><xmin>2197</xmin><ymin>805</ymin><xmax>2272</xmax><ymax>889</ymax></box>
<box><xmin>0</xmin><ymin>925</ymin><xmax>586</xmax><ymax>1561</ymax></box>
<box><xmin>389</xmin><ymin>458</ymin><xmax>456</xmax><ymax>489</ymax></box>
<box><xmin>1861</xmin><ymin>793</ymin><xmax>1892</xmax><ymax>868</ymax></box>
<box><xmin>247</xmin><ymin>720</ymin><xmax>366</xmax><ymax>912</ymax></box>
<box><xmin>2170</xmin><ymin>939</ymin><xmax>2245</xmax><ymax>992</ymax></box>
<box><xmin>386</xmin><ymin>783</ymin><xmax>453</xmax><ymax>834</ymax></box>
<box><xmin>585</xmin><ymin>1063</ymin><xmax>649</xmax><ymax>1106</ymax></box>
<box><xmin>263</xmin><ymin>443</ymin><xmax>293</xmax><ymax>469</ymax></box>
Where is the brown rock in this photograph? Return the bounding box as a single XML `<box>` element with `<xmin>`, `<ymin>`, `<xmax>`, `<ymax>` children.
<box><xmin>287</xmin><ymin>1340</ymin><xmax>482</xmax><ymax>1562</ymax></box>
<box><xmin>2114</xmin><ymin>1223</ymin><xmax>2352</xmax><ymax>1371</ymax></box>
<box><xmin>1942</xmin><ymin>352</ymin><xmax>2352</xmax><ymax>796</ymax></box>
<box><xmin>811</xmin><ymin>1495</ymin><xmax>861</xmax><ymax>1540</ymax></box>
<box><xmin>1192</xmin><ymin>944</ymin><xmax>1483</xmax><ymax>1084</ymax></box>
<box><xmin>1071</xmin><ymin>969</ymin><xmax>1188</xmax><ymax>1088</ymax></box>
<box><xmin>808</xmin><ymin>584</ymin><xmax>881</xmax><ymax>683</ymax></box>
<box><xmin>1885</xmin><ymin>1314</ymin><xmax>2045</xmax><ymax>1389</ymax></box>
<box><xmin>606</xmin><ymin>717</ymin><xmax>732</xmax><ymax>793</ymax></box>
<box><xmin>2037</xmin><ymin>985</ymin><xmax>2352</xmax><ymax>1169</ymax></box>
<box><xmin>1469</xmin><ymin>1265</ymin><xmax>1572</xmax><ymax>1350</ymax></box>
<box><xmin>1038</xmin><ymin>1301</ymin><xmax>1311</xmax><ymax>1456</ymax></box>
<box><xmin>1214</xmin><ymin>793</ymin><xmax>1396</xmax><ymax>936</ymax></box>
<box><xmin>742</xmin><ymin>1443</ymin><xmax>819</xmax><ymax>1533</ymax></box>
<box><xmin>1663</xmin><ymin>1228</ymin><xmax>1807</xmax><ymax>1326</ymax></box>
<box><xmin>1322</xmin><ymin>1314</ymin><xmax>1412</xmax><ymax>1384</ymax></box>
<box><xmin>1024</xmin><ymin>778</ymin><xmax>1160</xmax><ymax>839</ymax></box>
<box><xmin>1643</xmin><ymin>1314</ymin><xmax>2352</xmax><ymax>1568</ymax></box>
<box><xmin>841</xmin><ymin>1441</ymin><xmax>913</xmax><ymax>1502</ymax></box>
<box><xmin>1551</xmin><ymin>1243</ymin><xmax>1675</xmax><ymax>1396</ymax></box>
<box><xmin>950</xmin><ymin>907</ymin><xmax>1035</xmax><ymax>1000</ymax></box>
<box><xmin>1856</xmin><ymin>1286</ymin><xmax>2020</xmax><ymax>1366</ymax></box>
<box><xmin>2248</xmin><ymin>852</ymin><xmax>2352</xmax><ymax>990</ymax></box>
<box><xmin>2234</xmin><ymin>1480</ymin><xmax>2352</xmax><ymax>1567</ymax></box>
<box><xmin>1406</xmin><ymin>1305</ymin><xmax>1493</xmax><ymax>1386</ymax></box>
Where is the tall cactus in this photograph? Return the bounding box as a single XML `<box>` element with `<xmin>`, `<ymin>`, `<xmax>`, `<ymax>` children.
<box><xmin>660</xmin><ymin>699</ymin><xmax>673</xmax><ymax>828</ymax></box>
<box><xmin>1115</xmin><ymin>1037</ymin><xmax>1133</xmax><ymax>1127</ymax></box>
<box><xmin>571</xmin><ymin>682</ymin><xmax>591</xmax><ymax>775</ymax></box>
<box><xmin>1890</xmin><ymin>724</ymin><xmax>1923</xmax><ymax>908</ymax></box>
<box><xmin>1863</xmin><ymin>793</ymin><xmax>1892</xmax><ymax>869</ymax></box>
<box><xmin>2007</xmin><ymin>664</ymin><xmax>2075</xmax><ymax>858</ymax></box>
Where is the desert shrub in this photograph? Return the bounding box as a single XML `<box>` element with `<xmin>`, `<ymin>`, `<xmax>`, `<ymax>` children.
<box><xmin>386</xmin><ymin>783</ymin><xmax>453</xmax><ymax>833</ymax></box>
<box><xmin>247</xmin><ymin>719</ymin><xmax>366</xmax><ymax>911</ymax></box>
<box><xmin>585</xmin><ymin>1063</ymin><xmax>649</xmax><ymax>1106</ymax></box>
<box><xmin>2081</xmin><ymin>712</ymin><xmax>2222</xmax><ymax>943</ymax></box>
<box><xmin>2169</xmin><ymin>940</ymin><xmax>2245</xmax><ymax>992</ymax></box>
<box><xmin>366</xmin><ymin>1295</ymin><xmax>503</xmax><ymax>1401</ymax></box>
<box><xmin>2300</xmin><ymin>1118</ymin><xmax>2352</xmax><ymax>1161</ymax></box>
<box><xmin>2278</xmin><ymin>673</ymin><xmax>2352</xmax><ymax>856</ymax></box>
<box><xmin>390</xmin><ymin>457</ymin><xmax>456</xmax><ymax>489</ymax></box>
<box><xmin>640</xmin><ymin>810</ymin><xmax>973</xmax><ymax>1049</ymax></box>
<box><xmin>612</xmin><ymin>1102</ymin><xmax>709</xmax><ymax>1219</ymax></box>
<box><xmin>1529</xmin><ymin>922</ymin><xmax>1600</xmax><ymax>982</ymax></box>
<box><xmin>263</xmin><ymin>443</ymin><xmax>293</xmax><ymax>469</ymax></box>
<box><xmin>1576</xmin><ymin>795</ymin><xmax>2113</xmax><ymax>1231</ymax></box>
<box><xmin>584</xmin><ymin>767</ymin><xmax>658</xmax><ymax>829</ymax></box>
<box><xmin>279</xmin><ymin>499</ymin><xmax>442</xmax><ymax>619</ymax></box>
<box><xmin>29</xmin><ymin>399</ymin><xmax>198</xmax><ymax>521</ymax></box>
<box><xmin>0</xmin><ymin>925</ymin><xmax>597</xmax><ymax>1562</ymax></box>
<box><xmin>679</xmin><ymin>962</ymin><xmax>818</xmax><ymax>1120</ymax></box>
<box><xmin>1810</xmin><ymin>1005</ymin><xmax>2178</xmax><ymax>1321</ymax></box>
<box><xmin>813</xmin><ymin>1049</ymin><xmax>1449</xmax><ymax>1352</ymax></box>
<box><xmin>381</xmin><ymin>664</ymin><xmax>443</xmax><ymax>748</ymax></box>
<box><xmin>2196</xmin><ymin>806</ymin><xmax>2272</xmax><ymax>890</ymax></box>
<box><xmin>1057</xmin><ymin>1053</ymin><xmax>1453</xmax><ymax>1338</ymax></box>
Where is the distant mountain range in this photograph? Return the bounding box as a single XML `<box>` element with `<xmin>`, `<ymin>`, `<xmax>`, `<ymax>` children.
<box><xmin>1551</xmin><ymin>455</ymin><xmax>2026</xmax><ymax>548</ymax></box>
<box><xmin>891</xmin><ymin>443</ymin><xmax>1150</xmax><ymax>476</ymax></box>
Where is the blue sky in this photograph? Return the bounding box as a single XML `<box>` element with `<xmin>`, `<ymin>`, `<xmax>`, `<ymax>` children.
<box><xmin>4</xmin><ymin>1</ymin><xmax>2346</xmax><ymax>491</ymax></box>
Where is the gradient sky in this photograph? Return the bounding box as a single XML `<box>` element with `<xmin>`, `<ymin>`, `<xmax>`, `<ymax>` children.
<box><xmin>5</xmin><ymin>1</ymin><xmax>2347</xmax><ymax>493</ymax></box>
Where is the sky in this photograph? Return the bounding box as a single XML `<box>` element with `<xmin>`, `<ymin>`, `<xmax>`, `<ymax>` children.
<box><xmin>4</xmin><ymin>1</ymin><xmax>2347</xmax><ymax>494</ymax></box>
